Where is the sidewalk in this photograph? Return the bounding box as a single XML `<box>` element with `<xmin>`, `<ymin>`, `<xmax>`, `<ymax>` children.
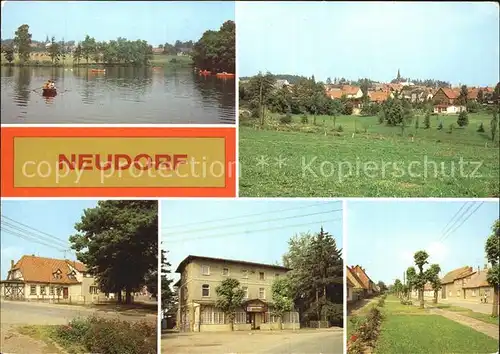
<box><xmin>0</xmin><ymin>298</ymin><xmax>157</xmax><ymax>318</ymax></box>
<box><xmin>430</xmin><ymin>308</ymin><xmax>499</xmax><ymax>340</ymax></box>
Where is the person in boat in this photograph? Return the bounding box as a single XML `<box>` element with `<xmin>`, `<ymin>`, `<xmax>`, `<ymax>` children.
<box><xmin>48</xmin><ymin>80</ymin><xmax>55</xmax><ymax>89</ymax></box>
<box><xmin>43</xmin><ymin>80</ymin><xmax>51</xmax><ymax>90</ymax></box>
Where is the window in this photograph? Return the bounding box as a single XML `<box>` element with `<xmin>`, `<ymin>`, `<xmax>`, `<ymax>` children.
<box><xmin>259</xmin><ymin>272</ymin><xmax>265</xmax><ymax>280</ymax></box>
<box><xmin>259</xmin><ymin>288</ymin><xmax>265</xmax><ymax>299</ymax></box>
<box><xmin>56</xmin><ymin>287</ymin><xmax>62</xmax><ymax>296</ymax></box>
<box><xmin>30</xmin><ymin>285</ymin><xmax>37</xmax><ymax>295</ymax></box>
<box><xmin>50</xmin><ymin>286</ymin><xmax>55</xmax><ymax>295</ymax></box>
<box><xmin>242</xmin><ymin>286</ymin><xmax>248</xmax><ymax>299</ymax></box>
<box><xmin>201</xmin><ymin>265</ymin><xmax>210</xmax><ymax>276</ymax></box>
<box><xmin>242</xmin><ymin>269</ymin><xmax>248</xmax><ymax>279</ymax></box>
<box><xmin>222</xmin><ymin>268</ymin><xmax>229</xmax><ymax>276</ymax></box>
<box><xmin>89</xmin><ymin>286</ymin><xmax>99</xmax><ymax>294</ymax></box>
<box><xmin>40</xmin><ymin>286</ymin><xmax>46</xmax><ymax>295</ymax></box>
<box><xmin>472</xmin><ymin>290</ymin><xmax>476</xmax><ymax>297</ymax></box>
<box><xmin>202</xmin><ymin>284</ymin><xmax>210</xmax><ymax>297</ymax></box>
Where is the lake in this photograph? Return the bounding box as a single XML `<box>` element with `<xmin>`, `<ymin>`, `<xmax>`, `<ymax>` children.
<box><xmin>0</xmin><ymin>66</ymin><xmax>236</xmax><ymax>124</ymax></box>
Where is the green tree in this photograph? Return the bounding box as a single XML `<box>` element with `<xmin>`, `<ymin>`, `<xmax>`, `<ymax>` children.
<box><xmin>424</xmin><ymin>112</ymin><xmax>431</xmax><ymax>129</ymax></box>
<box><xmin>271</xmin><ymin>277</ymin><xmax>294</xmax><ymax>329</ymax></box>
<box><xmin>73</xmin><ymin>44</ymin><xmax>82</xmax><ymax>65</ymax></box>
<box><xmin>458</xmin><ymin>85</ymin><xmax>468</xmax><ymax>105</ymax></box>
<box><xmin>491</xmin><ymin>110</ymin><xmax>498</xmax><ymax>142</ymax></box>
<box><xmin>457</xmin><ymin>110</ymin><xmax>469</xmax><ymax>127</ymax></box>
<box><xmin>160</xmin><ymin>248</ymin><xmax>175</xmax><ymax>314</ymax></box>
<box><xmin>215</xmin><ymin>278</ymin><xmax>245</xmax><ymax>331</ymax></box>
<box><xmin>326</xmin><ymin>77</ymin><xmax>332</xmax><ymax>85</ymax></box>
<box><xmin>377</xmin><ymin>281</ymin><xmax>387</xmax><ymax>292</ymax></box>
<box><xmin>413</xmin><ymin>251</ymin><xmax>430</xmax><ymax>309</ymax></box>
<box><xmin>69</xmin><ymin>200</ymin><xmax>158</xmax><ymax>304</ymax></box>
<box><xmin>477</xmin><ymin>90</ymin><xmax>484</xmax><ymax>104</ymax></box>
<box><xmin>81</xmin><ymin>35</ymin><xmax>96</xmax><ymax>64</ymax></box>
<box><xmin>425</xmin><ymin>264</ymin><xmax>441</xmax><ymax>304</ymax></box>
<box><xmin>393</xmin><ymin>279</ymin><xmax>403</xmax><ymax>298</ymax></box>
<box><xmin>406</xmin><ymin>266</ymin><xmax>417</xmax><ymax>300</ymax></box>
<box><xmin>485</xmin><ymin>219</ymin><xmax>499</xmax><ymax>317</ymax></box>
<box><xmin>2</xmin><ymin>44</ymin><xmax>15</xmax><ymax>64</ymax></box>
<box><xmin>283</xmin><ymin>227</ymin><xmax>343</xmax><ymax>326</ymax></box>
<box><xmin>13</xmin><ymin>24</ymin><xmax>32</xmax><ymax>63</ymax></box>
<box><xmin>48</xmin><ymin>36</ymin><xmax>61</xmax><ymax>64</ymax></box>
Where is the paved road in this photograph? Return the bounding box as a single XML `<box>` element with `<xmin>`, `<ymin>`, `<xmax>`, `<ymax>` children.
<box><xmin>439</xmin><ymin>299</ymin><xmax>499</xmax><ymax>315</ymax></box>
<box><xmin>260</xmin><ymin>330</ymin><xmax>344</xmax><ymax>354</ymax></box>
<box><xmin>162</xmin><ymin>329</ymin><xmax>344</xmax><ymax>354</ymax></box>
<box><xmin>0</xmin><ymin>300</ymin><xmax>156</xmax><ymax>325</ymax></box>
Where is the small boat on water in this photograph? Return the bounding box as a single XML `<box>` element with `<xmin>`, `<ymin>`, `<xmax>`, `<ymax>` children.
<box><xmin>42</xmin><ymin>88</ymin><xmax>57</xmax><ymax>97</ymax></box>
<box><xmin>199</xmin><ymin>70</ymin><xmax>211</xmax><ymax>75</ymax></box>
<box><xmin>215</xmin><ymin>72</ymin><xmax>236</xmax><ymax>79</ymax></box>
<box><xmin>90</xmin><ymin>69</ymin><xmax>106</xmax><ymax>73</ymax></box>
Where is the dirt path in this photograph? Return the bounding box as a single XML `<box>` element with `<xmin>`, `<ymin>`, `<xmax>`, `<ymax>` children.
<box><xmin>0</xmin><ymin>324</ymin><xmax>64</xmax><ymax>354</ymax></box>
<box><xmin>430</xmin><ymin>308</ymin><xmax>499</xmax><ymax>340</ymax></box>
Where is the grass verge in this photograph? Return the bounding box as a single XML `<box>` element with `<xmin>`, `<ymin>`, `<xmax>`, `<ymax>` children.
<box><xmin>428</xmin><ymin>303</ymin><xmax>500</xmax><ymax>326</ymax></box>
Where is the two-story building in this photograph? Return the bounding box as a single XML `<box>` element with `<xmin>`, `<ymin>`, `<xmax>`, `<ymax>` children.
<box><xmin>0</xmin><ymin>255</ymin><xmax>105</xmax><ymax>304</ymax></box>
<box><xmin>174</xmin><ymin>255</ymin><xmax>299</xmax><ymax>332</ymax></box>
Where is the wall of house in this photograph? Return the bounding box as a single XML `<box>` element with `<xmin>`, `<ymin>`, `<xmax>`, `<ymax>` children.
<box><xmin>347</xmin><ymin>286</ymin><xmax>353</xmax><ymax>302</ymax></box>
<box><xmin>433</xmin><ymin>89</ymin><xmax>452</xmax><ymax>105</ymax></box>
<box><xmin>184</xmin><ymin>259</ymin><xmax>288</xmax><ymax>304</ymax></box>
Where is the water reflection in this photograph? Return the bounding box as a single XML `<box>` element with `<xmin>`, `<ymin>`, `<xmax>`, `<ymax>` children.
<box><xmin>1</xmin><ymin>66</ymin><xmax>235</xmax><ymax>124</ymax></box>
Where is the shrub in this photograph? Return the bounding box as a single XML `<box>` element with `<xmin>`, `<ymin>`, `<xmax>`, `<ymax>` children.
<box><xmin>448</xmin><ymin>123</ymin><xmax>455</xmax><ymax>134</ymax></box>
<box><xmin>54</xmin><ymin>316</ymin><xmax>156</xmax><ymax>354</ymax></box>
<box><xmin>336</xmin><ymin>125</ymin><xmax>344</xmax><ymax>132</ymax></box>
<box><xmin>457</xmin><ymin>110</ymin><xmax>468</xmax><ymax>127</ymax></box>
<box><xmin>300</xmin><ymin>114</ymin><xmax>308</xmax><ymax>124</ymax></box>
<box><xmin>477</xmin><ymin>122</ymin><xmax>485</xmax><ymax>132</ymax></box>
<box><xmin>424</xmin><ymin>112</ymin><xmax>430</xmax><ymax>129</ymax></box>
<box><xmin>280</xmin><ymin>114</ymin><xmax>292</xmax><ymax>124</ymax></box>
<box><xmin>437</xmin><ymin>121</ymin><xmax>443</xmax><ymax>130</ymax></box>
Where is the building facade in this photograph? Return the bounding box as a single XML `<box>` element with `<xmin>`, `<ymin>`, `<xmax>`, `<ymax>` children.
<box><xmin>0</xmin><ymin>255</ymin><xmax>106</xmax><ymax>304</ymax></box>
<box><xmin>175</xmin><ymin>255</ymin><xmax>299</xmax><ymax>332</ymax></box>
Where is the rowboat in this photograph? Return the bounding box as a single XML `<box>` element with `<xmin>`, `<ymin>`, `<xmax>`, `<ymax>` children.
<box><xmin>90</xmin><ymin>69</ymin><xmax>106</xmax><ymax>73</ymax></box>
<box><xmin>199</xmin><ymin>70</ymin><xmax>211</xmax><ymax>75</ymax></box>
<box><xmin>42</xmin><ymin>88</ymin><xmax>57</xmax><ymax>97</ymax></box>
<box><xmin>215</xmin><ymin>72</ymin><xmax>235</xmax><ymax>79</ymax></box>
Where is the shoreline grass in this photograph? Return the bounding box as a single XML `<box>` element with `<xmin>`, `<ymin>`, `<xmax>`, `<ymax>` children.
<box><xmin>1</xmin><ymin>53</ymin><xmax>193</xmax><ymax>68</ymax></box>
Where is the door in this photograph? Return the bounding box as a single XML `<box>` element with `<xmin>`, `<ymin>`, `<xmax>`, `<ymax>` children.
<box><xmin>250</xmin><ymin>313</ymin><xmax>256</xmax><ymax>330</ymax></box>
<box><xmin>63</xmin><ymin>287</ymin><xmax>69</xmax><ymax>299</ymax></box>
<box><xmin>463</xmin><ymin>289</ymin><xmax>466</xmax><ymax>299</ymax></box>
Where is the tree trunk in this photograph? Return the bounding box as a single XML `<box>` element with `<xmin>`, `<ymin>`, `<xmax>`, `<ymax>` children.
<box><xmin>278</xmin><ymin>316</ymin><xmax>283</xmax><ymax>330</ymax></box>
<box><xmin>419</xmin><ymin>289</ymin><xmax>424</xmax><ymax>309</ymax></box>
<box><xmin>117</xmin><ymin>291</ymin><xmax>122</xmax><ymax>304</ymax></box>
<box><xmin>493</xmin><ymin>288</ymin><xmax>499</xmax><ymax>317</ymax></box>
<box><xmin>316</xmin><ymin>289</ymin><xmax>320</xmax><ymax>320</ymax></box>
<box><xmin>433</xmin><ymin>290</ymin><xmax>438</xmax><ymax>304</ymax></box>
<box><xmin>230</xmin><ymin>318</ymin><xmax>234</xmax><ymax>331</ymax></box>
<box><xmin>125</xmin><ymin>287</ymin><xmax>132</xmax><ymax>304</ymax></box>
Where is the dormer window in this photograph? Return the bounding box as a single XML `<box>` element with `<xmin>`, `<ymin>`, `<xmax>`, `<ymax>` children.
<box><xmin>53</xmin><ymin>269</ymin><xmax>62</xmax><ymax>280</ymax></box>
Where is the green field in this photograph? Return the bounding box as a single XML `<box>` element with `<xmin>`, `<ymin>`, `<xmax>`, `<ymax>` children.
<box><xmin>239</xmin><ymin>112</ymin><xmax>499</xmax><ymax>197</ymax></box>
<box><xmin>1</xmin><ymin>53</ymin><xmax>192</xmax><ymax>67</ymax></box>
<box><xmin>373</xmin><ymin>296</ymin><xmax>499</xmax><ymax>354</ymax></box>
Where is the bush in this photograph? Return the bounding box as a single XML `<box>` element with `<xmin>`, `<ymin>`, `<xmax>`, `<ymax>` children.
<box><xmin>336</xmin><ymin>124</ymin><xmax>344</xmax><ymax>132</ymax></box>
<box><xmin>466</xmin><ymin>100</ymin><xmax>480</xmax><ymax>113</ymax></box>
<box><xmin>437</xmin><ymin>121</ymin><xmax>443</xmax><ymax>130</ymax></box>
<box><xmin>300</xmin><ymin>114</ymin><xmax>308</xmax><ymax>124</ymax></box>
<box><xmin>280</xmin><ymin>114</ymin><xmax>292</xmax><ymax>124</ymax></box>
<box><xmin>477</xmin><ymin>122</ymin><xmax>485</xmax><ymax>132</ymax></box>
<box><xmin>448</xmin><ymin>123</ymin><xmax>455</xmax><ymax>133</ymax></box>
<box><xmin>54</xmin><ymin>316</ymin><xmax>156</xmax><ymax>354</ymax></box>
<box><xmin>457</xmin><ymin>110</ymin><xmax>468</xmax><ymax>127</ymax></box>
<box><xmin>400</xmin><ymin>299</ymin><xmax>413</xmax><ymax>305</ymax></box>
<box><xmin>424</xmin><ymin>112</ymin><xmax>431</xmax><ymax>129</ymax></box>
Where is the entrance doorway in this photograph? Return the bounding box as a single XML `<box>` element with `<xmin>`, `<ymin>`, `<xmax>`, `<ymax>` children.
<box><xmin>250</xmin><ymin>313</ymin><xmax>263</xmax><ymax>330</ymax></box>
<box><xmin>63</xmin><ymin>287</ymin><xmax>69</xmax><ymax>299</ymax></box>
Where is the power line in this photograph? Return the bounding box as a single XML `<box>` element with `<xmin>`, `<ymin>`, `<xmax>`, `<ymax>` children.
<box><xmin>440</xmin><ymin>202</ymin><xmax>469</xmax><ymax>236</ymax></box>
<box><xmin>163</xmin><ymin>208</ymin><xmax>343</xmax><ymax>238</ymax></box>
<box><xmin>1</xmin><ymin>220</ymin><xmax>69</xmax><ymax>248</ymax></box>
<box><xmin>441</xmin><ymin>202</ymin><xmax>484</xmax><ymax>242</ymax></box>
<box><xmin>1</xmin><ymin>227</ymin><xmax>67</xmax><ymax>252</ymax></box>
<box><xmin>163</xmin><ymin>200</ymin><xmax>341</xmax><ymax>230</ymax></box>
<box><xmin>1</xmin><ymin>215</ymin><xmax>70</xmax><ymax>246</ymax></box>
<box><xmin>438</xmin><ymin>202</ymin><xmax>475</xmax><ymax>242</ymax></box>
<box><xmin>165</xmin><ymin>218</ymin><xmax>342</xmax><ymax>244</ymax></box>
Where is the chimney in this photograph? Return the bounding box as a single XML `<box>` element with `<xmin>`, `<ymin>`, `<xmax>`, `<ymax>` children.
<box><xmin>10</xmin><ymin>260</ymin><xmax>14</xmax><ymax>269</ymax></box>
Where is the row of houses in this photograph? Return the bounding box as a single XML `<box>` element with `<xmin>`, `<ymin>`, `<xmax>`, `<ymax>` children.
<box><xmin>174</xmin><ymin>255</ymin><xmax>300</xmax><ymax>332</ymax></box>
<box><xmin>346</xmin><ymin>265</ymin><xmax>380</xmax><ymax>303</ymax></box>
<box><xmin>412</xmin><ymin>265</ymin><xmax>497</xmax><ymax>303</ymax></box>
<box><xmin>0</xmin><ymin>255</ymin><xmax>153</xmax><ymax>304</ymax></box>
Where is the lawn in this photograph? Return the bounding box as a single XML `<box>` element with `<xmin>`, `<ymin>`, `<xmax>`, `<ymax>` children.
<box><xmin>239</xmin><ymin>112</ymin><xmax>499</xmax><ymax>197</ymax></box>
<box><xmin>374</xmin><ymin>314</ymin><xmax>499</xmax><ymax>354</ymax></box>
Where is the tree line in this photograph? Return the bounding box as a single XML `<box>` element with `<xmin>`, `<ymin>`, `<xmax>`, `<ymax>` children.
<box><xmin>162</xmin><ymin>227</ymin><xmax>343</xmax><ymax>329</ymax></box>
<box><xmin>391</xmin><ymin>219</ymin><xmax>499</xmax><ymax>317</ymax></box>
<box><xmin>191</xmin><ymin>20</ymin><xmax>235</xmax><ymax>73</ymax></box>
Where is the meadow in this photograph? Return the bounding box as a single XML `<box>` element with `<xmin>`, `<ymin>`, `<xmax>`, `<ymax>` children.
<box><xmin>239</xmin><ymin>111</ymin><xmax>499</xmax><ymax>197</ymax></box>
<box><xmin>0</xmin><ymin>53</ymin><xmax>192</xmax><ymax>67</ymax></box>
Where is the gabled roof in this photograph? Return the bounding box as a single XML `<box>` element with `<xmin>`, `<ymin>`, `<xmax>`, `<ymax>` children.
<box><xmin>347</xmin><ymin>266</ymin><xmax>368</xmax><ymax>290</ymax></box>
<box><xmin>368</xmin><ymin>90</ymin><xmax>391</xmax><ymax>102</ymax></box>
<box><xmin>441</xmin><ymin>266</ymin><xmax>474</xmax><ymax>284</ymax></box>
<box><xmin>463</xmin><ymin>269</ymin><xmax>490</xmax><ymax>289</ymax></box>
<box><xmin>341</xmin><ymin>85</ymin><xmax>361</xmax><ymax>95</ymax></box>
<box><xmin>175</xmin><ymin>255</ymin><xmax>291</xmax><ymax>274</ymax></box>
<box><xmin>9</xmin><ymin>255</ymin><xmax>85</xmax><ymax>285</ymax></box>
<box><xmin>438</xmin><ymin>88</ymin><xmax>459</xmax><ymax>99</ymax></box>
